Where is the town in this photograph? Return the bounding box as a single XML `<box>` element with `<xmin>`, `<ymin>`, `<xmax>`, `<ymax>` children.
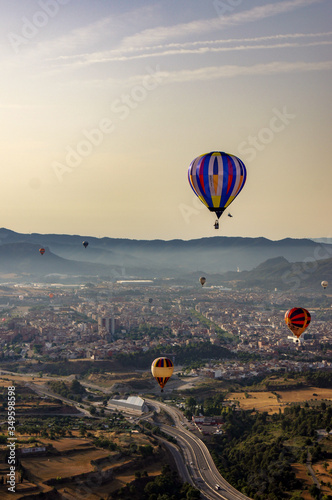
<box><xmin>0</xmin><ymin>280</ymin><xmax>330</xmax><ymax>381</ymax></box>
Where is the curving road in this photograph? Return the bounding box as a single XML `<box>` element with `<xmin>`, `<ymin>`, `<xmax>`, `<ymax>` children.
<box><xmin>146</xmin><ymin>399</ymin><xmax>252</xmax><ymax>500</ymax></box>
<box><xmin>3</xmin><ymin>369</ymin><xmax>252</xmax><ymax>498</ymax></box>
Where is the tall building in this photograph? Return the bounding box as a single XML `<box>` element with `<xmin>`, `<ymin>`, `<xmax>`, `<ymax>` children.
<box><xmin>98</xmin><ymin>316</ymin><xmax>118</xmax><ymax>339</ymax></box>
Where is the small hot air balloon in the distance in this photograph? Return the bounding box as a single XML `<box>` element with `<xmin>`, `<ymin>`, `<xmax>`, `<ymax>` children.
<box><xmin>82</xmin><ymin>241</ymin><xmax>89</xmax><ymax>249</ymax></box>
<box><xmin>321</xmin><ymin>280</ymin><xmax>328</xmax><ymax>289</ymax></box>
<box><xmin>285</xmin><ymin>308</ymin><xmax>311</xmax><ymax>342</ymax></box>
<box><xmin>188</xmin><ymin>152</ymin><xmax>247</xmax><ymax>229</ymax></box>
<box><xmin>151</xmin><ymin>357</ymin><xmax>174</xmax><ymax>392</ymax></box>
<box><xmin>199</xmin><ymin>276</ymin><xmax>206</xmax><ymax>287</ymax></box>
<box><xmin>39</xmin><ymin>248</ymin><xmax>45</xmax><ymax>255</ymax></box>
<box><xmin>49</xmin><ymin>293</ymin><xmax>54</xmax><ymax>299</ymax></box>
<box><xmin>148</xmin><ymin>298</ymin><xmax>153</xmax><ymax>304</ymax></box>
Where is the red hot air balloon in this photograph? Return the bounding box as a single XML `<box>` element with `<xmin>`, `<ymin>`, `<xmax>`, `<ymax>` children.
<box><xmin>39</xmin><ymin>248</ymin><xmax>45</xmax><ymax>255</ymax></box>
<box><xmin>285</xmin><ymin>308</ymin><xmax>311</xmax><ymax>340</ymax></box>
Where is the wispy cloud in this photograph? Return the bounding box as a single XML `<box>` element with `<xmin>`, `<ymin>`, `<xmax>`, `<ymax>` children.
<box><xmin>11</xmin><ymin>5</ymin><xmax>159</xmax><ymax>61</ymax></box>
<box><xmin>48</xmin><ymin>31</ymin><xmax>332</xmax><ymax>68</ymax></box>
<box><xmin>124</xmin><ymin>60</ymin><xmax>332</xmax><ymax>86</ymax></box>
<box><xmin>104</xmin><ymin>30</ymin><xmax>332</xmax><ymax>55</ymax></box>
<box><xmin>118</xmin><ymin>0</ymin><xmax>324</xmax><ymax>49</ymax></box>
<box><xmin>79</xmin><ymin>59</ymin><xmax>332</xmax><ymax>88</ymax></box>
<box><xmin>69</xmin><ymin>39</ymin><xmax>332</xmax><ymax>65</ymax></box>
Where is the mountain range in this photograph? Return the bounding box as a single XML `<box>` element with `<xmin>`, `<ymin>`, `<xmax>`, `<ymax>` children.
<box><xmin>0</xmin><ymin>228</ymin><xmax>331</xmax><ymax>290</ymax></box>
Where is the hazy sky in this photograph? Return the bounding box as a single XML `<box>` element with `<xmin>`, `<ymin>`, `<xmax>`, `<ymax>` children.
<box><xmin>1</xmin><ymin>0</ymin><xmax>331</xmax><ymax>241</ymax></box>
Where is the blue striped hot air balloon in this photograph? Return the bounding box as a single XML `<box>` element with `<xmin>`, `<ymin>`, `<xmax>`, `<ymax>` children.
<box><xmin>188</xmin><ymin>152</ymin><xmax>247</xmax><ymax>228</ymax></box>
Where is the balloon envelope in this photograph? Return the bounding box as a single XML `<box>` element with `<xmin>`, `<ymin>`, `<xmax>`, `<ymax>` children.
<box><xmin>82</xmin><ymin>241</ymin><xmax>89</xmax><ymax>248</ymax></box>
<box><xmin>285</xmin><ymin>308</ymin><xmax>311</xmax><ymax>339</ymax></box>
<box><xmin>199</xmin><ymin>277</ymin><xmax>206</xmax><ymax>286</ymax></box>
<box><xmin>321</xmin><ymin>280</ymin><xmax>328</xmax><ymax>289</ymax></box>
<box><xmin>188</xmin><ymin>152</ymin><xmax>247</xmax><ymax>219</ymax></box>
<box><xmin>151</xmin><ymin>357</ymin><xmax>174</xmax><ymax>391</ymax></box>
<box><xmin>39</xmin><ymin>248</ymin><xmax>45</xmax><ymax>255</ymax></box>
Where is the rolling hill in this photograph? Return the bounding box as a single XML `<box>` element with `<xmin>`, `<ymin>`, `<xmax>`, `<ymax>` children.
<box><xmin>0</xmin><ymin>228</ymin><xmax>331</xmax><ymax>288</ymax></box>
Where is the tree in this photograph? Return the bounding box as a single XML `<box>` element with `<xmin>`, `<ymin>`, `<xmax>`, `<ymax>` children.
<box><xmin>309</xmin><ymin>484</ymin><xmax>320</xmax><ymax>499</ymax></box>
<box><xmin>139</xmin><ymin>445</ymin><xmax>153</xmax><ymax>458</ymax></box>
<box><xmin>70</xmin><ymin>379</ymin><xmax>85</xmax><ymax>394</ymax></box>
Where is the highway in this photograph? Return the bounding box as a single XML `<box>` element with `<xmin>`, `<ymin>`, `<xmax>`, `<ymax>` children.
<box><xmin>2</xmin><ymin>369</ymin><xmax>252</xmax><ymax>498</ymax></box>
<box><xmin>146</xmin><ymin>399</ymin><xmax>252</xmax><ymax>500</ymax></box>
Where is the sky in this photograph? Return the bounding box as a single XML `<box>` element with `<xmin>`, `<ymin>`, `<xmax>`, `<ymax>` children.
<box><xmin>1</xmin><ymin>0</ymin><xmax>331</xmax><ymax>241</ymax></box>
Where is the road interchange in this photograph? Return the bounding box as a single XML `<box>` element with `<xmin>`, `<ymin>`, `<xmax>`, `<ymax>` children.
<box><xmin>3</xmin><ymin>369</ymin><xmax>253</xmax><ymax>499</ymax></box>
<box><xmin>145</xmin><ymin>399</ymin><xmax>252</xmax><ymax>500</ymax></box>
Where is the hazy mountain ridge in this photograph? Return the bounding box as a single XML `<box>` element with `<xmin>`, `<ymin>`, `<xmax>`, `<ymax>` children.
<box><xmin>0</xmin><ymin>241</ymin><xmax>122</xmax><ymax>279</ymax></box>
<box><xmin>0</xmin><ymin>228</ymin><xmax>331</xmax><ymax>284</ymax></box>
<box><xmin>220</xmin><ymin>256</ymin><xmax>332</xmax><ymax>291</ymax></box>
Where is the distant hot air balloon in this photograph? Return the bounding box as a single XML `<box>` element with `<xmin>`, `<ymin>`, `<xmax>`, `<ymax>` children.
<box><xmin>199</xmin><ymin>277</ymin><xmax>206</xmax><ymax>287</ymax></box>
<box><xmin>285</xmin><ymin>308</ymin><xmax>311</xmax><ymax>340</ymax></box>
<box><xmin>49</xmin><ymin>293</ymin><xmax>54</xmax><ymax>299</ymax></box>
<box><xmin>188</xmin><ymin>152</ymin><xmax>247</xmax><ymax>229</ymax></box>
<box><xmin>148</xmin><ymin>298</ymin><xmax>153</xmax><ymax>304</ymax></box>
<box><xmin>321</xmin><ymin>280</ymin><xmax>328</xmax><ymax>289</ymax></box>
<box><xmin>39</xmin><ymin>248</ymin><xmax>45</xmax><ymax>255</ymax></box>
<box><xmin>82</xmin><ymin>241</ymin><xmax>89</xmax><ymax>248</ymax></box>
<box><xmin>151</xmin><ymin>357</ymin><xmax>174</xmax><ymax>392</ymax></box>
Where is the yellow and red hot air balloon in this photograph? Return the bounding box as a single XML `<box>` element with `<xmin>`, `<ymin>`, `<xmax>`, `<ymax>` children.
<box><xmin>39</xmin><ymin>248</ymin><xmax>45</xmax><ymax>255</ymax></box>
<box><xmin>188</xmin><ymin>151</ymin><xmax>247</xmax><ymax>229</ymax></box>
<box><xmin>199</xmin><ymin>276</ymin><xmax>206</xmax><ymax>286</ymax></box>
<box><xmin>49</xmin><ymin>293</ymin><xmax>54</xmax><ymax>299</ymax></box>
<box><xmin>285</xmin><ymin>308</ymin><xmax>311</xmax><ymax>340</ymax></box>
<box><xmin>151</xmin><ymin>357</ymin><xmax>174</xmax><ymax>392</ymax></box>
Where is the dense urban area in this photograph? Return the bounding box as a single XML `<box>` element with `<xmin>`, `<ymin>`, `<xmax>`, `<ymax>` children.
<box><xmin>0</xmin><ymin>280</ymin><xmax>331</xmax><ymax>500</ymax></box>
<box><xmin>1</xmin><ymin>281</ymin><xmax>331</xmax><ymax>374</ymax></box>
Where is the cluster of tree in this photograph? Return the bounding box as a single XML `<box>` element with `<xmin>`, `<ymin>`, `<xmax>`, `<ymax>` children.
<box><xmin>303</xmin><ymin>370</ymin><xmax>332</xmax><ymax>388</ymax></box>
<box><xmin>115</xmin><ymin>341</ymin><xmax>234</xmax><ymax>369</ymax></box>
<box><xmin>14</xmin><ymin>360</ymin><xmax>113</xmax><ymax>376</ymax></box>
<box><xmin>281</xmin><ymin>402</ymin><xmax>331</xmax><ymax>437</ymax></box>
<box><xmin>207</xmin><ymin>403</ymin><xmax>332</xmax><ymax>499</ymax></box>
<box><xmin>112</xmin><ymin>464</ymin><xmax>200</xmax><ymax>500</ymax></box>
<box><xmin>184</xmin><ymin>393</ymin><xmax>226</xmax><ymax>419</ymax></box>
<box><xmin>47</xmin><ymin>379</ymin><xmax>86</xmax><ymax>401</ymax></box>
<box><xmin>15</xmin><ymin>416</ymin><xmax>78</xmax><ymax>439</ymax></box>
<box><xmin>93</xmin><ymin>436</ymin><xmax>118</xmax><ymax>452</ymax></box>
<box><xmin>262</xmin><ymin>370</ymin><xmax>332</xmax><ymax>391</ymax></box>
